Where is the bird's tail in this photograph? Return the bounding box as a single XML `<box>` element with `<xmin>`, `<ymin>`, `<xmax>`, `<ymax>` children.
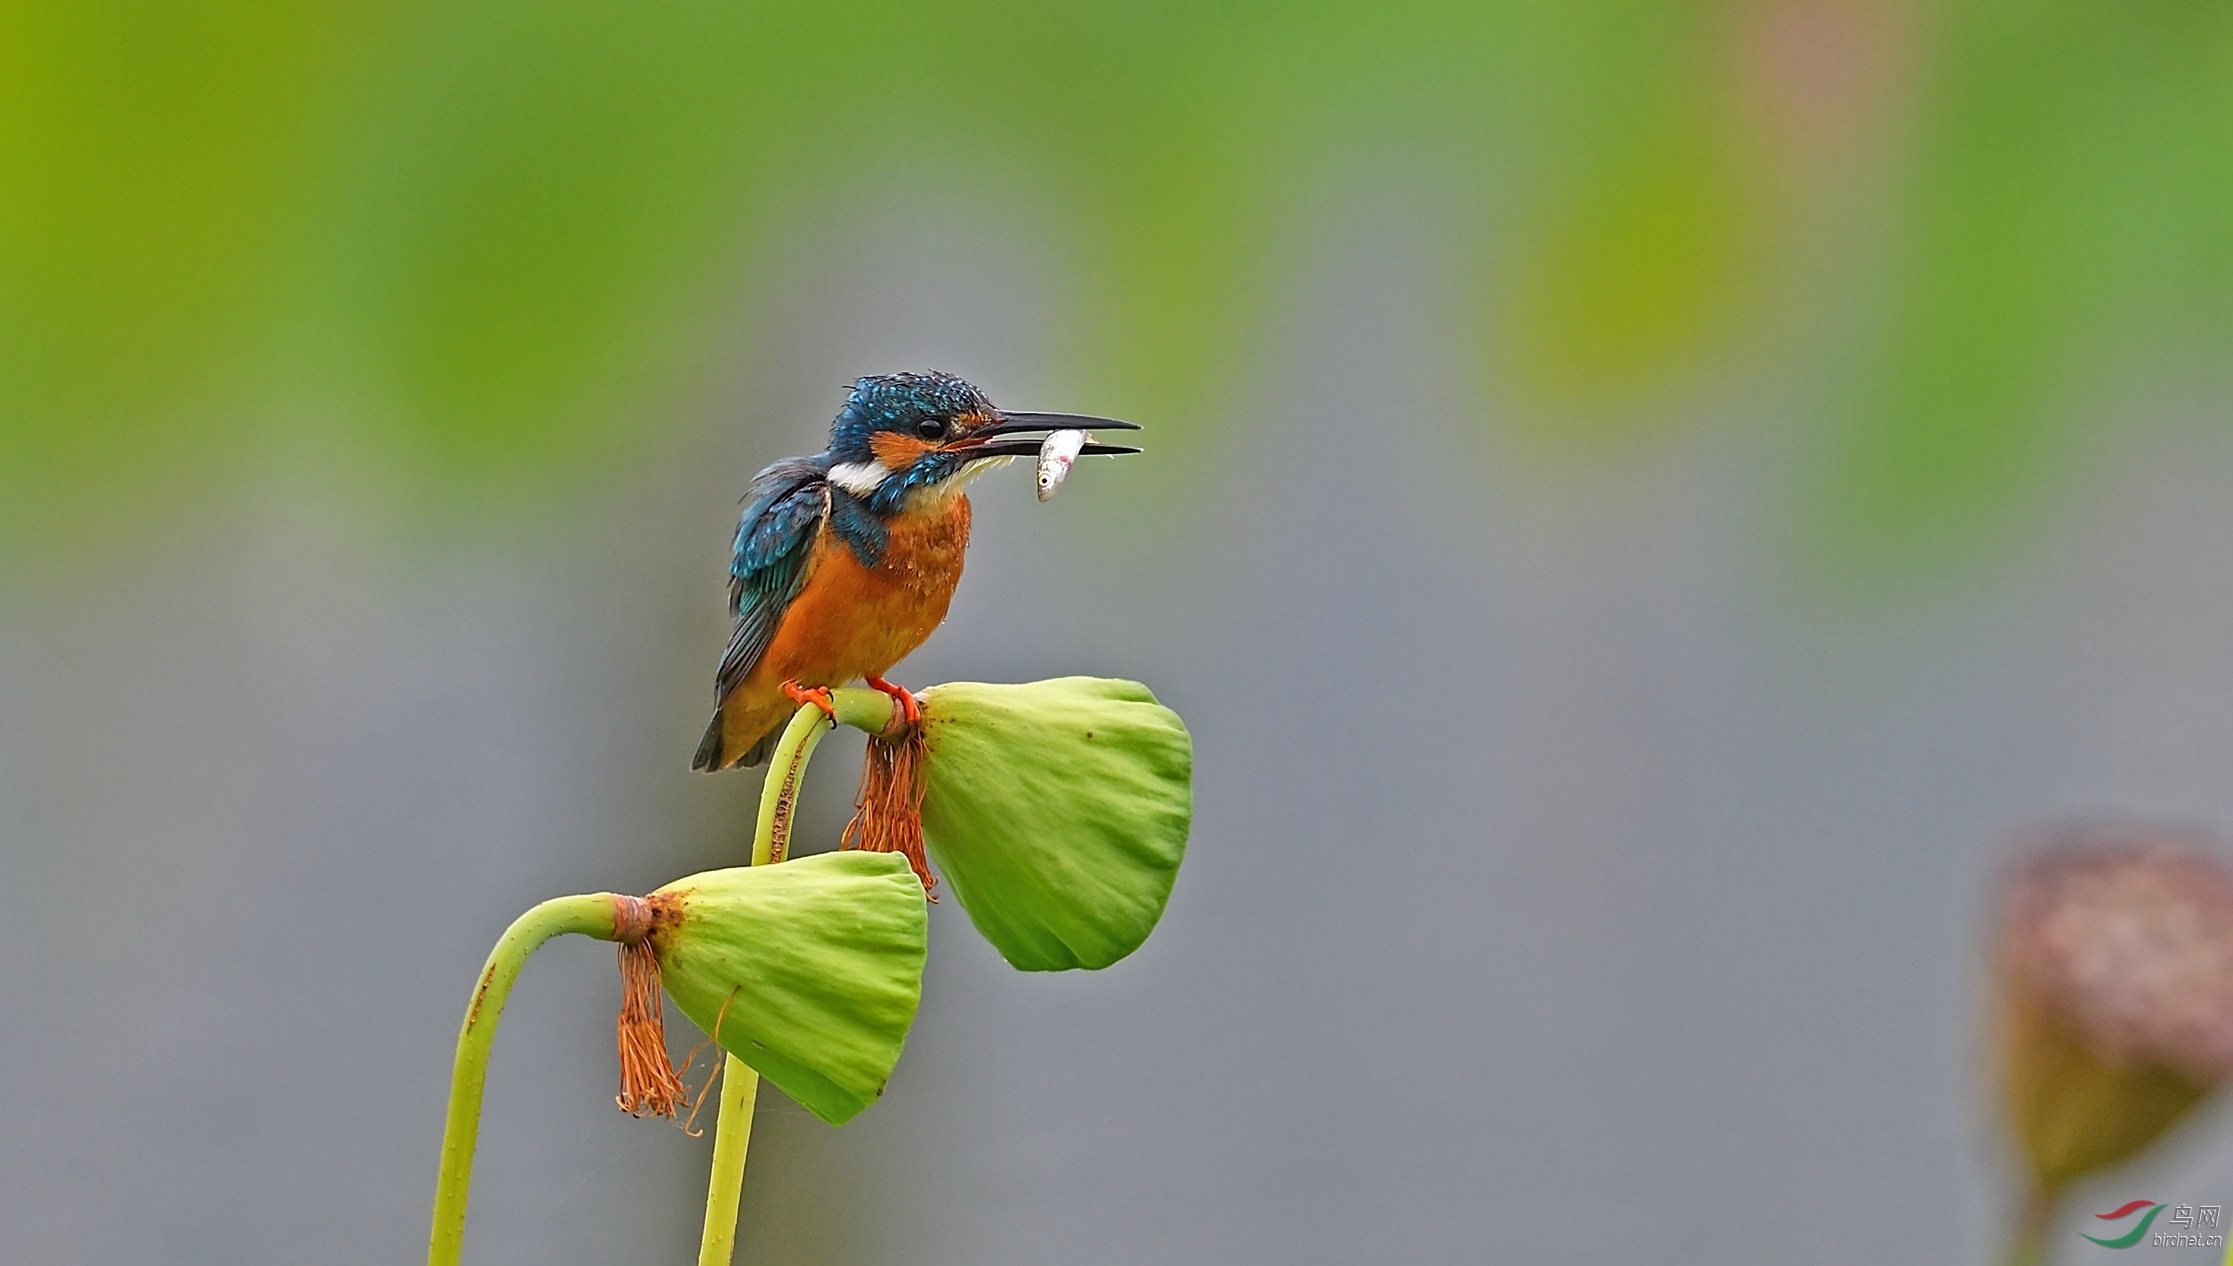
<box><xmin>690</xmin><ymin>708</ymin><xmax>782</xmax><ymax>771</ymax></box>
<box><xmin>739</xmin><ymin>729</ymin><xmax>781</xmax><ymax>767</ymax></box>
<box><xmin>691</xmin><ymin>711</ymin><xmax>728</xmax><ymax>772</ymax></box>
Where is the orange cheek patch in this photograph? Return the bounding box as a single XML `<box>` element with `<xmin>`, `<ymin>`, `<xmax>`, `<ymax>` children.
<box><xmin>869</xmin><ymin>431</ymin><xmax>938</xmax><ymax>468</ymax></box>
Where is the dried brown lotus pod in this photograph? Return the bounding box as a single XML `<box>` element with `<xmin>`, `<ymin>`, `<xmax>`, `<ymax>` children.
<box><xmin>1994</xmin><ymin>822</ymin><xmax>2233</xmax><ymax>1199</ymax></box>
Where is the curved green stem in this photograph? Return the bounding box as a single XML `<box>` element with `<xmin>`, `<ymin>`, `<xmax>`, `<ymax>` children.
<box><xmin>697</xmin><ymin>688</ymin><xmax>898</xmax><ymax>1266</ymax></box>
<box><xmin>750</xmin><ymin>688</ymin><xmax>897</xmax><ymax>865</ymax></box>
<box><xmin>428</xmin><ymin>893</ymin><xmax>624</xmax><ymax>1266</ymax></box>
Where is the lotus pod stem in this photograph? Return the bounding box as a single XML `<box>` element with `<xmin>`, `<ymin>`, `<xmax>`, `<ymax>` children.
<box><xmin>696</xmin><ymin>1053</ymin><xmax>759</xmax><ymax>1266</ymax></box>
<box><xmin>427</xmin><ymin>892</ymin><xmax>635</xmax><ymax>1266</ymax></box>
<box><xmin>753</xmin><ymin>688</ymin><xmax>901</xmax><ymax>865</ymax></box>
<box><xmin>695</xmin><ymin>690</ymin><xmax>903</xmax><ymax>1266</ymax></box>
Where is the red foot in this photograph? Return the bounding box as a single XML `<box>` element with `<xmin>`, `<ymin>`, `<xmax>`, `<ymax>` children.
<box><xmin>780</xmin><ymin>679</ymin><xmax>838</xmax><ymax>721</ymax></box>
<box><xmin>865</xmin><ymin>675</ymin><xmax>921</xmax><ymax>727</ymax></box>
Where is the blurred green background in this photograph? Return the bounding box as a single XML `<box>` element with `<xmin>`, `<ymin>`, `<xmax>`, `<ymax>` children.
<box><xmin>11</xmin><ymin>0</ymin><xmax>2227</xmax><ymax>572</ymax></box>
<box><xmin>7</xmin><ymin>2</ymin><xmax>2233</xmax><ymax>1263</ymax></box>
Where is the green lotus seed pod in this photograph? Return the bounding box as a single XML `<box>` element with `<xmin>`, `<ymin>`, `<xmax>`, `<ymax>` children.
<box><xmin>650</xmin><ymin>850</ymin><xmax>927</xmax><ymax>1125</ymax></box>
<box><xmin>916</xmin><ymin>677</ymin><xmax>1193</xmax><ymax>971</ymax></box>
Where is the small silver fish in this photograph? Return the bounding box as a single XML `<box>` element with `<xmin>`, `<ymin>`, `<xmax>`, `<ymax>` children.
<box><xmin>1036</xmin><ymin>429</ymin><xmax>1089</xmax><ymax>502</ymax></box>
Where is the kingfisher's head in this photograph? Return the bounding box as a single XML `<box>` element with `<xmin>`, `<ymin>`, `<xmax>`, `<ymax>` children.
<box><xmin>824</xmin><ymin>371</ymin><xmax>1138</xmax><ymax>513</ymax></box>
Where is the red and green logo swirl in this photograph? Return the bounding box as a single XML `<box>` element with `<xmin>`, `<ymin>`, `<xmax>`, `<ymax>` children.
<box><xmin>2082</xmin><ymin>1200</ymin><xmax>2165</xmax><ymax>1249</ymax></box>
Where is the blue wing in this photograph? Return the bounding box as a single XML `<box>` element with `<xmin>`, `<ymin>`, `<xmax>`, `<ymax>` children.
<box><xmin>714</xmin><ymin>460</ymin><xmax>829</xmax><ymax>706</ymax></box>
<box><xmin>694</xmin><ymin>457</ymin><xmax>896</xmax><ymax>771</ymax></box>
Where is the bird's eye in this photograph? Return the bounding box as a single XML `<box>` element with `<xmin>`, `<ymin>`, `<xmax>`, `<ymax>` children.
<box><xmin>915</xmin><ymin>419</ymin><xmax>948</xmax><ymax>440</ymax></box>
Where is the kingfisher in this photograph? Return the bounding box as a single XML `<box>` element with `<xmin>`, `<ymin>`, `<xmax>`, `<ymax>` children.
<box><xmin>692</xmin><ymin>371</ymin><xmax>1141</xmax><ymax>771</ymax></box>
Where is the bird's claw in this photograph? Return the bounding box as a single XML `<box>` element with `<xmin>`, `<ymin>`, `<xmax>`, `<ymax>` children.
<box><xmin>780</xmin><ymin>680</ymin><xmax>838</xmax><ymax>722</ymax></box>
<box><xmin>865</xmin><ymin>675</ymin><xmax>921</xmax><ymax>728</ymax></box>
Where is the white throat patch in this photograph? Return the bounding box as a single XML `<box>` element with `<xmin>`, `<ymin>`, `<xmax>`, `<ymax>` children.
<box><xmin>827</xmin><ymin>460</ymin><xmax>889</xmax><ymax>495</ymax></box>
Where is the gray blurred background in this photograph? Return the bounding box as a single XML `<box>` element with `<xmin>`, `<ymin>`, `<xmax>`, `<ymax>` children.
<box><xmin>7</xmin><ymin>3</ymin><xmax>2233</xmax><ymax>1262</ymax></box>
<box><xmin>10</xmin><ymin>211</ymin><xmax>2233</xmax><ymax>1264</ymax></box>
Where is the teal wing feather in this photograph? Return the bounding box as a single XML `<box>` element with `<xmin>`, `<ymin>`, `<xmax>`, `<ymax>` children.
<box><xmin>691</xmin><ymin>462</ymin><xmax>828</xmax><ymax>771</ymax></box>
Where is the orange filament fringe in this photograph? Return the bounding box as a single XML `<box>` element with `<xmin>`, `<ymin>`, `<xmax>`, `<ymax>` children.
<box><xmin>842</xmin><ymin>721</ymin><xmax>936</xmax><ymax>898</ymax></box>
<box><xmin>615</xmin><ymin>940</ymin><xmax>691</xmax><ymax>1118</ymax></box>
<box><xmin>613</xmin><ymin>894</ymin><xmax>694</xmax><ymax>1121</ymax></box>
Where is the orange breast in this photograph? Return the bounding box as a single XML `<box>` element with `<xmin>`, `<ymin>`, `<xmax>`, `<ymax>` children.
<box><xmin>719</xmin><ymin>494</ymin><xmax>972</xmax><ymax>752</ymax></box>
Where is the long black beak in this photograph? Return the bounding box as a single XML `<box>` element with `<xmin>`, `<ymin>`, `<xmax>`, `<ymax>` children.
<box><xmin>968</xmin><ymin>412</ymin><xmax>1142</xmax><ymax>439</ymax></box>
<box><xmin>958</xmin><ymin>411</ymin><xmax>1143</xmax><ymax>459</ymax></box>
